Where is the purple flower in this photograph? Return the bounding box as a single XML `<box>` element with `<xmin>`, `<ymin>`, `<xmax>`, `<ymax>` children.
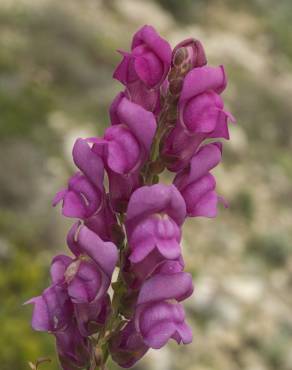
<box><xmin>74</xmin><ymin>295</ymin><xmax>111</xmax><ymax>337</ymax></box>
<box><xmin>109</xmin><ymin>321</ymin><xmax>149</xmax><ymax>368</ymax></box>
<box><xmin>126</xmin><ymin>184</ymin><xmax>186</xmax><ymax>230</ymax></box>
<box><xmin>72</xmin><ymin>138</ymin><xmax>104</xmax><ymax>188</ymax></box>
<box><xmin>51</xmin><ymin>255</ymin><xmax>108</xmax><ymax>305</ymax></box>
<box><xmin>25</xmin><ymin>284</ymin><xmax>72</xmax><ymax>332</ymax></box>
<box><xmin>107</xmin><ymin>170</ymin><xmax>141</xmax><ymax>213</ymax></box>
<box><xmin>53</xmin><ymin>139</ymin><xmax>104</xmax><ymax>218</ymax></box>
<box><xmin>110</xmin><ymin>90</ymin><xmax>160</xmax><ymax>125</ymax></box>
<box><xmin>114</xmin><ymin>25</ymin><xmax>172</xmax><ymax>89</ymax></box>
<box><xmin>50</xmin><ymin>253</ymin><xmax>111</xmax><ymax>337</ymax></box>
<box><xmin>135</xmin><ymin>272</ymin><xmax>193</xmax><ymax>349</ymax></box>
<box><xmin>52</xmin><ymin>173</ymin><xmax>103</xmax><ymax>218</ymax></box>
<box><xmin>174</xmin><ymin>142</ymin><xmax>224</xmax><ymax>217</ymax></box>
<box><xmin>27</xmin><ymin>224</ymin><xmax>118</xmax><ymax>340</ymax></box>
<box><xmin>126</xmin><ymin>184</ymin><xmax>186</xmax><ymax>266</ymax></box>
<box><xmin>113</xmin><ymin>25</ymin><xmax>171</xmax><ymax>114</ymax></box>
<box><xmin>123</xmin><ymin>251</ymin><xmax>184</xmax><ymax>290</ymax></box>
<box><xmin>84</xmin><ymin>195</ymin><xmax>118</xmax><ymax>242</ymax></box>
<box><xmin>66</xmin><ymin>222</ymin><xmax>118</xmax><ymax>278</ymax></box>
<box><xmin>163</xmin><ymin>66</ymin><xmax>235</xmax><ymax>171</ymax></box>
<box><xmin>92</xmin><ymin>97</ymin><xmax>156</xmax><ymax>175</ymax></box>
<box><xmin>128</xmin><ymin>214</ymin><xmax>181</xmax><ymax>263</ymax></box>
<box><xmin>55</xmin><ymin>323</ymin><xmax>91</xmax><ymax>370</ymax></box>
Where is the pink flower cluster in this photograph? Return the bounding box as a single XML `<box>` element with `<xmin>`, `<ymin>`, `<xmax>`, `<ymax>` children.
<box><xmin>27</xmin><ymin>25</ymin><xmax>234</xmax><ymax>369</ymax></box>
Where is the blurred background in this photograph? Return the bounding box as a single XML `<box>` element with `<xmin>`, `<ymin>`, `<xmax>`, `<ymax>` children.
<box><xmin>1</xmin><ymin>0</ymin><xmax>292</xmax><ymax>369</ymax></box>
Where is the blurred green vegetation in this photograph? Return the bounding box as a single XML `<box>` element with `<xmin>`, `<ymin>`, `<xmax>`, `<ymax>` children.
<box><xmin>246</xmin><ymin>233</ymin><xmax>292</xmax><ymax>268</ymax></box>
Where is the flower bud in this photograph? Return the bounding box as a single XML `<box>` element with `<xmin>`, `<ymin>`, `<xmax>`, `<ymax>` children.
<box><xmin>172</xmin><ymin>38</ymin><xmax>207</xmax><ymax>70</ymax></box>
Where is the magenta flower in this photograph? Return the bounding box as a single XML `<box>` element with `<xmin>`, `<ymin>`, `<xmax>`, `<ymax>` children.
<box><xmin>72</xmin><ymin>138</ymin><xmax>104</xmax><ymax>188</ymax></box>
<box><xmin>113</xmin><ymin>25</ymin><xmax>171</xmax><ymax>114</ymax></box>
<box><xmin>74</xmin><ymin>296</ymin><xmax>110</xmax><ymax>337</ymax></box>
<box><xmin>135</xmin><ymin>273</ymin><xmax>193</xmax><ymax>349</ymax></box>
<box><xmin>163</xmin><ymin>66</ymin><xmax>235</xmax><ymax>171</ymax></box>
<box><xmin>126</xmin><ymin>184</ymin><xmax>186</xmax><ymax>230</ymax></box>
<box><xmin>50</xmin><ymin>253</ymin><xmax>111</xmax><ymax>337</ymax></box>
<box><xmin>26</xmin><ymin>284</ymin><xmax>72</xmax><ymax>332</ymax></box>
<box><xmin>126</xmin><ymin>184</ymin><xmax>186</xmax><ymax>264</ymax></box>
<box><xmin>27</xmin><ymin>223</ymin><xmax>118</xmax><ymax>332</ymax></box>
<box><xmin>52</xmin><ymin>172</ymin><xmax>102</xmax><ymax>218</ymax></box>
<box><xmin>92</xmin><ymin>97</ymin><xmax>156</xmax><ymax>174</ymax></box>
<box><xmin>66</xmin><ymin>222</ymin><xmax>118</xmax><ymax>278</ymax></box>
<box><xmin>114</xmin><ymin>25</ymin><xmax>172</xmax><ymax>89</ymax></box>
<box><xmin>123</xmin><ymin>251</ymin><xmax>184</xmax><ymax>290</ymax></box>
<box><xmin>109</xmin><ymin>321</ymin><xmax>149</xmax><ymax>368</ymax></box>
<box><xmin>128</xmin><ymin>214</ymin><xmax>181</xmax><ymax>262</ymax></box>
<box><xmin>107</xmin><ymin>170</ymin><xmax>141</xmax><ymax>213</ymax></box>
<box><xmin>52</xmin><ymin>138</ymin><xmax>104</xmax><ymax>218</ymax></box>
<box><xmin>55</xmin><ymin>323</ymin><xmax>91</xmax><ymax>370</ymax></box>
<box><xmin>84</xmin><ymin>195</ymin><xmax>118</xmax><ymax>242</ymax></box>
<box><xmin>51</xmin><ymin>255</ymin><xmax>109</xmax><ymax>304</ymax></box>
<box><xmin>174</xmin><ymin>142</ymin><xmax>223</xmax><ymax>217</ymax></box>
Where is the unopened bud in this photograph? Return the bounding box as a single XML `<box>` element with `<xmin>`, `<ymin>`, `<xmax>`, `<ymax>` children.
<box><xmin>172</xmin><ymin>38</ymin><xmax>207</xmax><ymax>69</ymax></box>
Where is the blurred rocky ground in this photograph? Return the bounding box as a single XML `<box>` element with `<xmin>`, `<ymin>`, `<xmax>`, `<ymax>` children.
<box><xmin>0</xmin><ymin>1</ymin><xmax>292</xmax><ymax>370</ymax></box>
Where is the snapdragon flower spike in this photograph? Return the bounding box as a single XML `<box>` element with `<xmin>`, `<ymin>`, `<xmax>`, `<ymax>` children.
<box><xmin>134</xmin><ymin>272</ymin><xmax>193</xmax><ymax>349</ymax></box>
<box><xmin>53</xmin><ymin>139</ymin><xmax>104</xmax><ymax>218</ymax></box>
<box><xmin>126</xmin><ymin>184</ymin><xmax>186</xmax><ymax>264</ymax></box>
<box><xmin>174</xmin><ymin>142</ymin><xmax>223</xmax><ymax>217</ymax></box>
<box><xmin>163</xmin><ymin>65</ymin><xmax>235</xmax><ymax>171</ymax></box>
<box><xmin>28</xmin><ymin>25</ymin><xmax>235</xmax><ymax>370</ymax></box>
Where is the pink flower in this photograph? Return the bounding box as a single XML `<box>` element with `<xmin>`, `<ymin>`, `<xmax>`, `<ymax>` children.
<box><xmin>114</xmin><ymin>25</ymin><xmax>172</xmax><ymax>89</ymax></box>
<box><xmin>92</xmin><ymin>97</ymin><xmax>156</xmax><ymax>174</ymax></box>
<box><xmin>174</xmin><ymin>142</ymin><xmax>224</xmax><ymax>217</ymax></box>
<box><xmin>135</xmin><ymin>273</ymin><xmax>193</xmax><ymax>349</ymax></box>
<box><xmin>126</xmin><ymin>184</ymin><xmax>186</xmax><ymax>265</ymax></box>
<box><xmin>109</xmin><ymin>321</ymin><xmax>149</xmax><ymax>368</ymax></box>
<box><xmin>163</xmin><ymin>66</ymin><xmax>235</xmax><ymax>171</ymax></box>
<box><xmin>52</xmin><ymin>139</ymin><xmax>104</xmax><ymax>218</ymax></box>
